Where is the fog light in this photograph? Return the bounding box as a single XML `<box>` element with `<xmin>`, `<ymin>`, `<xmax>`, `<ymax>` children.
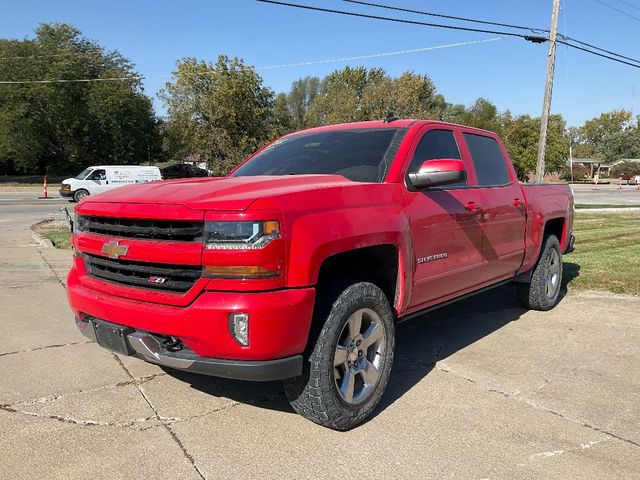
<box><xmin>228</xmin><ymin>313</ymin><xmax>249</xmax><ymax>346</ymax></box>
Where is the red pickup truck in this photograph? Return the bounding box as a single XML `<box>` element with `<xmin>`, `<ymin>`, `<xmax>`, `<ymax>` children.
<box><xmin>67</xmin><ymin>119</ymin><xmax>574</xmax><ymax>430</ymax></box>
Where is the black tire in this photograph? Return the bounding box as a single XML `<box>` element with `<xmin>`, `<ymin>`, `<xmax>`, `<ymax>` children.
<box><xmin>283</xmin><ymin>281</ymin><xmax>395</xmax><ymax>431</ymax></box>
<box><xmin>73</xmin><ymin>189</ymin><xmax>89</xmax><ymax>202</ymax></box>
<box><xmin>517</xmin><ymin>235</ymin><xmax>563</xmax><ymax>311</ymax></box>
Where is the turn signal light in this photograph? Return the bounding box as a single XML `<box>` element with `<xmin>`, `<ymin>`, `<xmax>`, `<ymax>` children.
<box><xmin>202</xmin><ymin>265</ymin><xmax>280</xmax><ymax>279</ymax></box>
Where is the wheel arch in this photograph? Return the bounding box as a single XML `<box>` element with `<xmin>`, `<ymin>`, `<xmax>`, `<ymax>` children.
<box><xmin>316</xmin><ymin>244</ymin><xmax>401</xmax><ymax>309</ymax></box>
<box><xmin>515</xmin><ymin>216</ymin><xmax>566</xmax><ymax>283</ymax></box>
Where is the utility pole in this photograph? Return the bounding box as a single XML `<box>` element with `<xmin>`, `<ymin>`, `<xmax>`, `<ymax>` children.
<box><xmin>535</xmin><ymin>0</ymin><xmax>560</xmax><ymax>183</ymax></box>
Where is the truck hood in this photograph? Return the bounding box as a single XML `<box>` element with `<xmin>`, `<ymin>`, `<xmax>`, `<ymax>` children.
<box><xmin>81</xmin><ymin>175</ymin><xmax>358</xmax><ymax>211</ymax></box>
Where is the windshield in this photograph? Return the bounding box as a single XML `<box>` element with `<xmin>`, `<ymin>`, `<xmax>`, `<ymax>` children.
<box><xmin>75</xmin><ymin>168</ymin><xmax>94</xmax><ymax>180</ymax></box>
<box><xmin>233</xmin><ymin>128</ymin><xmax>407</xmax><ymax>183</ymax></box>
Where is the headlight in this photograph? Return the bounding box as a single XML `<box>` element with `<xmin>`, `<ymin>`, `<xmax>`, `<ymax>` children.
<box><xmin>204</xmin><ymin>220</ymin><xmax>280</xmax><ymax>250</ymax></box>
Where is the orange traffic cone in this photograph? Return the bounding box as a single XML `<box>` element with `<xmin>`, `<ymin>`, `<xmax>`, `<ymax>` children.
<box><xmin>38</xmin><ymin>176</ymin><xmax>48</xmax><ymax>199</ymax></box>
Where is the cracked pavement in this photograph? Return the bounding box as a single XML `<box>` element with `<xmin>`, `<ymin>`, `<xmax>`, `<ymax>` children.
<box><xmin>1</xmin><ymin>199</ymin><xmax>639</xmax><ymax>479</ymax></box>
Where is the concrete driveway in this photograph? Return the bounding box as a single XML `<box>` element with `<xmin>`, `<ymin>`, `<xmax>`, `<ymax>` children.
<box><xmin>0</xmin><ymin>202</ymin><xmax>639</xmax><ymax>479</ymax></box>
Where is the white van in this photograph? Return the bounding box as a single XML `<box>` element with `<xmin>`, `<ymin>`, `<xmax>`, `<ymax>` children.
<box><xmin>60</xmin><ymin>165</ymin><xmax>162</xmax><ymax>202</ymax></box>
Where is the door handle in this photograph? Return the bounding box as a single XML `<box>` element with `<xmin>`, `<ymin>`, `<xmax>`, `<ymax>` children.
<box><xmin>512</xmin><ymin>198</ymin><xmax>524</xmax><ymax>208</ymax></box>
<box><xmin>464</xmin><ymin>201</ymin><xmax>481</xmax><ymax>213</ymax></box>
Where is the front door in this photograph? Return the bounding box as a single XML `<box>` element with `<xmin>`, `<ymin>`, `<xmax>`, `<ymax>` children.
<box><xmin>87</xmin><ymin>169</ymin><xmax>109</xmax><ymax>194</ymax></box>
<box><xmin>404</xmin><ymin>128</ymin><xmax>485</xmax><ymax>308</ymax></box>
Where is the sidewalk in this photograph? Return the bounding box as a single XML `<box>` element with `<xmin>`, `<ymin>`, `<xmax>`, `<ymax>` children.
<box><xmin>0</xmin><ymin>226</ymin><xmax>639</xmax><ymax>480</ymax></box>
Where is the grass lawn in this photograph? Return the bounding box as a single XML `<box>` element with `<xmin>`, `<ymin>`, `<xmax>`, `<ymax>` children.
<box><xmin>32</xmin><ymin>220</ymin><xmax>72</xmax><ymax>249</ymax></box>
<box><xmin>43</xmin><ymin>230</ymin><xmax>72</xmax><ymax>249</ymax></box>
<box><xmin>564</xmin><ymin>213</ymin><xmax>640</xmax><ymax>295</ymax></box>
<box><xmin>575</xmin><ymin>204</ymin><xmax>638</xmax><ymax>210</ymax></box>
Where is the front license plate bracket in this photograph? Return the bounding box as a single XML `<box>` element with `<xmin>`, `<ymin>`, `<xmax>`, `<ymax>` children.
<box><xmin>92</xmin><ymin>320</ymin><xmax>135</xmax><ymax>355</ymax></box>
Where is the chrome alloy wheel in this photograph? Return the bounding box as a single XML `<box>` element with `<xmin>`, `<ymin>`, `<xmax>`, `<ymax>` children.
<box><xmin>544</xmin><ymin>248</ymin><xmax>561</xmax><ymax>298</ymax></box>
<box><xmin>333</xmin><ymin>308</ymin><xmax>386</xmax><ymax>405</ymax></box>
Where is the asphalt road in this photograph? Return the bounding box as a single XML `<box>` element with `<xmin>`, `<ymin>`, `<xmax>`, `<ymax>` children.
<box><xmin>570</xmin><ymin>183</ymin><xmax>640</xmax><ymax>205</ymax></box>
<box><xmin>0</xmin><ymin>192</ymin><xmax>639</xmax><ymax>479</ymax></box>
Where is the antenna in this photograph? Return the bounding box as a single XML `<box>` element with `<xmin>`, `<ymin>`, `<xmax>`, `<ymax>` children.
<box><xmin>383</xmin><ymin>112</ymin><xmax>400</xmax><ymax>123</ymax></box>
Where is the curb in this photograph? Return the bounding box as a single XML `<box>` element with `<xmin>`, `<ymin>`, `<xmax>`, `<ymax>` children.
<box><xmin>31</xmin><ymin>232</ymin><xmax>54</xmax><ymax>249</ymax></box>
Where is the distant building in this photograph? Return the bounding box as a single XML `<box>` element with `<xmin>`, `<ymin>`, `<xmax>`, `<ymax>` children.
<box><xmin>609</xmin><ymin>158</ymin><xmax>640</xmax><ymax>168</ymax></box>
<box><xmin>569</xmin><ymin>158</ymin><xmax>611</xmax><ymax>178</ymax></box>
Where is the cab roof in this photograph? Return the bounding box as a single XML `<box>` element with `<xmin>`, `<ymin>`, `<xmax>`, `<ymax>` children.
<box><xmin>291</xmin><ymin>119</ymin><xmax>497</xmax><ymax>137</ymax></box>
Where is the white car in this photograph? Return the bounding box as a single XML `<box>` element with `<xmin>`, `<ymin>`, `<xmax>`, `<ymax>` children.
<box><xmin>60</xmin><ymin>165</ymin><xmax>162</xmax><ymax>202</ymax></box>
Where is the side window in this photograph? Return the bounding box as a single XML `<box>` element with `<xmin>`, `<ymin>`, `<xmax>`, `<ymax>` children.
<box><xmin>406</xmin><ymin>129</ymin><xmax>464</xmax><ymax>187</ymax></box>
<box><xmin>463</xmin><ymin>133</ymin><xmax>510</xmax><ymax>186</ymax></box>
<box><xmin>89</xmin><ymin>169</ymin><xmax>106</xmax><ymax>181</ymax></box>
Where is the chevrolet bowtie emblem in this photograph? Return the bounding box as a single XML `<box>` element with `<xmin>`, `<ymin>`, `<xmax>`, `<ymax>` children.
<box><xmin>101</xmin><ymin>241</ymin><xmax>129</xmax><ymax>259</ymax></box>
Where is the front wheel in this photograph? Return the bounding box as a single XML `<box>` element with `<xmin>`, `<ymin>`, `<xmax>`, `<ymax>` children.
<box><xmin>73</xmin><ymin>189</ymin><xmax>89</xmax><ymax>202</ymax></box>
<box><xmin>517</xmin><ymin>235</ymin><xmax>563</xmax><ymax>311</ymax></box>
<box><xmin>284</xmin><ymin>282</ymin><xmax>395</xmax><ymax>430</ymax></box>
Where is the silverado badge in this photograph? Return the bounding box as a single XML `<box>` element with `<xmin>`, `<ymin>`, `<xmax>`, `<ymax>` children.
<box><xmin>102</xmin><ymin>241</ymin><xmax>129</xmax><ymax>259</ymax></box>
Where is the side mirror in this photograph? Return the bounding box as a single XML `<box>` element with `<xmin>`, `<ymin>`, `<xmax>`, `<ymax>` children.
<box><xmin>408</xmin><ymin>159</ymin><xmax>466</xmax><ymax>189</ymax></box>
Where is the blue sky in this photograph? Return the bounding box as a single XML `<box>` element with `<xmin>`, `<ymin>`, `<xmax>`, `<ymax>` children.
<box><xmin>2</xmin><ymin>0</ymin><xmax>639</xmax><ymax>126</ymax></box>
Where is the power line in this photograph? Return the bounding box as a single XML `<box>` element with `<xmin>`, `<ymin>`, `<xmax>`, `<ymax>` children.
<box><xmin>557</xmin><ymin>39</ymin><xmax>640</xmax><ymax>68</ymax></box>
<box><xmin>559</xmin><ymin>35</ymin><xmax>640</xmax><ymax>64</ymax></box>
<box><xmin>339</xmin><ymin>0</ymin><xmax>548</xmax><ymax>33</ymax></box>
<box><xmin>592</xmin><ymin>0</ymin><xmax>640</xmax><ymax>21</ymax></box>
<box><xmin>337</xmin><ymin>0</ymin><xmax>640</xmax><ymax>65</ymax></box>
<box><xmin>0</xmin><ymin>76</ymin><xmax>142</xmax><ymax>85</ymax></box>
<box><xmin>257</xmin><ymin>0</ymin><xmax>640</xmax><ymax>69</ymax></box>
<box><xmin>255</xmin><ymin>0</ymin><xmax>544</xmax><ymax>40</ymax></box>
<box><xmin>0</xmin><ymin>38</ymin><xmax>503</xmax><ymax>84</ymax></box>
<box><xmin>611</xmin><ymin>0</ymin><xmax>640</xmax><ymax>10</ymax></box>
<box><xmin>257</xmin><ymin>37</ymin><xmax>502</xmax><ymax>69</ymax></box>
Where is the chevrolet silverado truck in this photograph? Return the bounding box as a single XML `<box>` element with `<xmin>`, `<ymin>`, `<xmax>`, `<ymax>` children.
<box><xmin>67</xmin><ymin>119</ymin><xmax>574</xmax><ymax>430</ymax></box>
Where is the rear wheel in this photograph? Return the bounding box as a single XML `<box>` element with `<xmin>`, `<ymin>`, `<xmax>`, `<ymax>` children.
<box><xmin>517</xmin><ymin>235</ymin><xmax>563</xmax><ymax>311</ymax></box>
<box><xmin>283</xmin><ymin>281</ymin><xmax>395</xmax><ymax>430</ymax></box>
<box><xmin>73</xmin><ymin>189</ymin><xmax>89</xmax><ymax>202</ymax></box>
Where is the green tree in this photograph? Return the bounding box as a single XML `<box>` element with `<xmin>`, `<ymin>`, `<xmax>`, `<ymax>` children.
<box><xmin>286</xmin><ymin>76</ymin><xmax>320</xmax><ymax>129</ymax></box>
<box><xmin>273</xmin><ymin>92</ymin><xmax>294</xmax><ymax>136</ymax></box>
<box><xmin>161</xmin><ymin>55</ymin><xmax>276</xmax><ymax>176</ymax></box>
<box><xmin>610</xmin><ymin>161</ymin><xmax>640</xmax><ymax>178</ymax></box>
<box><xmin>502</xmin><ymin>114</ymin><xmax>568</xmax><ymax>180</ymax></box>
<box><xmin>445</xmin><ymin>98</ymin><xmax>502</xmax><ymax>133</ymax></box>
<box><xmin>0</xmin><ymin>23</ymin><xmax>157</xmax><ymax>175</ymax></box>
<box><xmin>299</xmin><ymin>66</ymin><xmax>445</xmax><ymax>125</ymax></box>
<box><xmin>574</xmin><ymin>110</ymin><xmax>639</xmax><ymax>162</ymax></box>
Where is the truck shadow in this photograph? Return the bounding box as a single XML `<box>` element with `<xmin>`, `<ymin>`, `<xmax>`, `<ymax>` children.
<box><xmin>562</xmin><ymin>262</ymin><xmax>581</xmax><ymax>289</ymax></box>
<box><xmin>164</xmin><ymin>283</ymin><xmax>561</xmax><ymax>420</ymax></box>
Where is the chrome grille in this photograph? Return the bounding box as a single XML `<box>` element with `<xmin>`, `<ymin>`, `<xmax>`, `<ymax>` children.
<box><xmin>78</xmin><ymin>216</ymin><xmax>203</xmax><ymax>242</ymax></box>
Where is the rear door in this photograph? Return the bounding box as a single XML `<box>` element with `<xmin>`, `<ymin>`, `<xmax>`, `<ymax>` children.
<box><xmin>403</xmin><ymin>126</ymin><xmax>485</xmax><ymax>307</ymax></box>
<box><xmin>460</xmin><ymin>132</ymin><xmax>526</xmax><ymax>282</ymax></box>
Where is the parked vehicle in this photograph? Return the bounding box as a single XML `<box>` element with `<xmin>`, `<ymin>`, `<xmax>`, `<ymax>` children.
<box><xmin>161</xmin><ymin>163</ymin><xmax>209</xmax><ymax>179</ymax></box>
<box><xmin>66</xmin><ymin>120</ymin><xmax>574</xmax><ymax>430</ymax></box>
<box><xmin>60</xmin><ymin>165</ymin><xmax>162</xmax><ymax>202</ymax></box>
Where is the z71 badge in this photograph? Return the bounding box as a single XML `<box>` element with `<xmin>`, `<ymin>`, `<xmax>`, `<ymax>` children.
<box><xmin>417</xmin><ymin>252</ymin><xmax>448</xmax><ymax>264</ymax></box>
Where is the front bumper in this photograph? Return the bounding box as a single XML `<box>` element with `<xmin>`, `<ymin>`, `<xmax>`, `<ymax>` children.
<box><xmin>76</xmin><ymin>316</ymin><xmax>303</xmax><ymax>381</ymax></box>
<box><xmin>67</xmin><ymin>265</ymin><xmax>315</xmax><ymax>374</ymax></box>
<box><xmin>59</xmin><ymin>187</ymin><xmax>73</xmax><ymax>197</ymax></box>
